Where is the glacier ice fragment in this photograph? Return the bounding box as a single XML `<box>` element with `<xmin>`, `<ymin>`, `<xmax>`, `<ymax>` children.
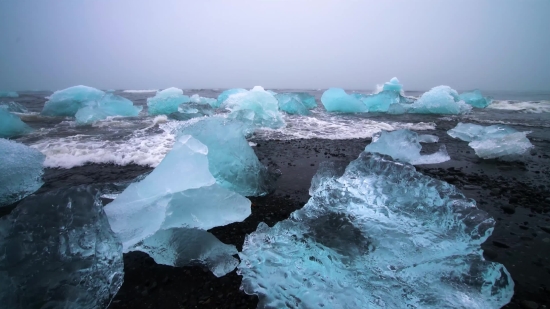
<box><xmin>147</xmin><ymin>87</ymin><xmax>190</xmax><ymax>115</ymax></box>
<box><xmin>0</xmin><ymin>109</ymin><xmax>33</xmax><ymax>138</ymax></box>
<box><xmin>0</xmin><ymin>91</ymin><xmax>18</xmax><ymax>98</ymax></box>
<box><xmin>42</xmin><ymin>85</ymin><xmax>106</xmax><ymax>116</ymax></box>
<box><xmin>75</xmin><ymin>93</ymin><xmax>142</xmax><ymax>125</ymax></box>
<box><xmin>355</xmin><ymin>91</ymin><xmax>401</xmax><ymax>112</ymax></box>
<box><xmin>408</xmin><ymin>86</ymin><xmax>472</xmax><ymax>114</ymax></box>
<box><xmin>223</xmin><ymin>86</ymin><xmax>285</xmax><ymax>129</ymax></box>
<box><xmin>238</xmin><ymin>153</ymin><xmax>514</xmax><ymax>309</ymax></box>
<box><xmin>216</xmin><ymin>88</ymin><xmax>248</xmax><ymax>108</ymax></box>
<box><xmin>0</xmin><ymin>139</ymin><xmax>44</xmax><ymax>206</ymax></box>
<box><xmin>321</xmin><ymin>88</ymin><xmax>368</xmax><ymax>113</ymax></box>
<box><xmin>459</xmin><ymin>90</ymin><xmax>492</xmax><ymax>108</ymax></box>
<box><xmin>382</xmin><ymin>77</ymin><xmax>403</xmax><ymax>93</ymax></box>
<box><xmin>275</xmin><ymin>93</ymin><xmax>310</xmax><ymax>115</ymax></box>
<box><xmin>0</xmin><ymin>186</ymin><xmax>124</xmax><ymax>309</ymax></box>
<box><xmin>365</xmin><ymin>129</ymin><xmax>450</xmax><ymax>165</ymax></box>
<box><xmin>190</xmin><ymin>94</ymin><xmax>217</xmax><ymax>107</ymax></box>
<box><xmin>0</xmin><ymin>101</ymin><xmax>28</xmax><ymax>113</ymax></box>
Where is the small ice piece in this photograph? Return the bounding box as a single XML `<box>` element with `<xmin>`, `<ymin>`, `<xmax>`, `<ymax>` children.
<box><xmin>190</xmin><ymin>94</ymin><xmax>217</xmax><ymax>107</ymax></box>
<box><xmin>418</xmin><ymin>134</ymin><xmax>439</xmax><ymax>143</ymax></box>
<box><xmin>321</xmin><ymin>88</ymin><xmax>368</xmax><ymax>113</ymax></box>
<box><xmin>0</xmin><ymin>91</ymin><xmax>18</xmax><ymax>98</ymax></box>
<box><xmin>223</xmin><ymin>86</ymin><xmax>285</xmax><ymax>129</ymax></box>
<box><xmin>147</xmin><ymin>87</ymin><xmax>190</xmax><ymax>115</ymax></box>
<box><xmin>238</xmin><ymin>153</ymin><xmax>514</xmax><ymax>309</ymax></box>
<box><xmin>275</xmin><ymin>92</ymin><xmax>317</xmax><ymax>115</ymax></box>
<box><xmin>0</xmin><ymin>101</ymin><xmax>29</xmax><ymax>113</ymax></box>
<box><xmin>408</xmin><ymin>86</ymin><xmax>472</xmax><ymax>114</ymax></box>
<box><xmin>358</xmin><ymin>91</ymin><xmax>401</xmax><ymax>112</ymax></box>
<box><xmin>459</xmin><ymin>90</ymin><xmax>492</xmax><ymax>108</ymax></box>
<box><xmin>0</xmin><ymin>139</ymin><xmax>44</xmax><ymax>207</ymax></box>
<box><xmin>0</xmin><ymin>109</ymin><xmax>33</xmax><ymax>138</ymax></box>
<box><xmin>382</xmin><ymin>77</ymin><xmax>403</xmax><ymax>93</ymax></box>
<box><xmin>75</xmin><ymin>93</ymin><xmax>142</xmax><ymax>125</ymax></box>
<box><xmin>169</xmin><ymin>103</ymin><xmax>213</xmax><ymax>121</ymax></box>
<box><xmin>0</xmin><ymin>186</ymin><xmax>124</xmax><ymax>309</ymax></box>
<box><xmin>216</xmin><ymin>88</ymin><xmax>248</xmax><ymax>108</ymax></box>
<box><xmin>365</xmin><ymin>129</ymin><xmax>450</xmax><ymax>165</ymax></box>
<box><xmin>42</xmin><ymin>85</ymin><xmax>106</xmax><ymax>116</ymax></box>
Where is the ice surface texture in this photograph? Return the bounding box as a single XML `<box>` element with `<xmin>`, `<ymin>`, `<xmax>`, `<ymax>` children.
<box><xmin>382</xmin><ymin>77</ymin><xmax>403</xmax><ymax>93</ymax></box>
<box><xmin>365</xmin><ymin>129</ymin><xmax>450</xmax><ymax>165</ymax></box>
<box><xmin>190</xmin><ymin>94</ymin><xmax>217</xmax><ymax>107</ymax></box>
<box><xmin>448</xmin><ymin>123</ymin><xmax>533</xmax><ymax>159</ymax></box>
<box><xmin>0</xmin><ymin>108</ymin><xmax>33</xmax><ymax>138</ymax></box>
<box><xmin>0</xmin><ymin>139</ymin><xmax>44</xmax><ymax>207</ymax></box>
<box><xmin>275</xmin><ymin>92</ymin><xmax>317</xmax><ymax>115</ymax></box>
<box><xmin>222</xmin><ymin>86</ymin><xmax>285</xmax><ymax>129</ymax></box>
<box><xmin>459</xmin><ymin>90</ymin><xmax>492</xmax><ymax>108</ymax></box>
<box><xmin>238</xmin><ymin>153</ymin><xmax>514</xmax><ymax>309</ymax></box>
<box><xmin>147</xmin><ymin>87</ymin><xmax>190</xmax><ymax>115</ymax></box>
<box><xmin>0</xmin><ymin>91</ymin><xmax>18</xmax><ymax>98</ymax></box>
<box><xmin>76</xmin><ymin>93</ymin><xmax>142</xmax><ymax>125</ymax></box>
<box><xmin>0</xmin><ymin>186</ymin><xmax>124</xmax><ymax>309</ymax></box>
<box><xmin>321</xmin><ymin>88</ymin><xmax>368</xmax><ymax>113</ymax></box>
<box><xmin>407</xmin><ymin>86</ymin><xmax>472</xmax><ymax>114</ymax></box>
<box><xmin>42</xmin><ymin>85</ymin><xmax>105</xmax><ymax>116</ymax></box>
<box><xmin>354</xmin><ymin>91</ymin><xmax>401</xmax><ymax>112</ymax></box>
<box><xmin>216</xmin><ymin>88</ymin><xmax>248</xmax><ymax>108</ymax></box>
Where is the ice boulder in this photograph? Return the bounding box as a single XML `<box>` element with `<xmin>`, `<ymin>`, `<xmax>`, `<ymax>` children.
<box><xmin>321</xmin><ymin>88</ymin><xmax>368</xmax><ymax>113</ymax></box>
<box><xmin>0</xmin><ymin>186</ymin><xmax>124</xmax><ymax>309</ymax></box>
<box><xmin>275</xmin><ymin>93</ymin><xmax>314</xmax><ymax>115</ymax></box>
<box><xmin>190</xmin><ymin>94</ymin><xmax>217</xmax><ymax>107</ymax></box>
<box><xmin>42</xmin><ymin>85</ymin><xmax>105</xmax><ymax>116</ymax></box>
<box><xmin>407</xmin><ymin>86</ymin><xmax>472</xmax><ymax>114</ymax></box>
<box><xmin>223</xmin><ymin>86</ymin><xmax>285</xmax><ymax>129</ymax></box>
<box><xmin>448</xmin><ymin>123</ymin><xmax>533</xmax><ymax>159</ymax></box>
<box><xmin>382</xmin><ymin>77</ymin><xmax>404</xmax><ymax>93</ymax></box>
<box><xmin>365</xmin><ymin>129</ymin><xmax>450</xmax><ymax>165</ymax></box>
<box><xmin>354</xmin><ymin>91</ymin><xmax>401</xmax><ymax>112</ymax></box>
<box><xmin>0</xmin><ymin>101</ymin><xmax>28</xmax><ymax>113</ymax></box>
<box><xmin>147</xmin><ymin>87</ymin><xmax>190</xmax><ymax>115</ymax></box>
<box><xmin>459</xmin><ymin>90</ymin><xmax>493</xmax><ymax>108</ymax></box>
<box><xmin>238</xmin><ymin>153</ymin><xmax>514</xmax><ymax>309</ymax></box>
<box><xmin>75</xmin><ymin>93</ymin><xmax>142</xmax><ymax>125</ymax></box>
<box><xmin>0</xmin><ymin>91</ymin><xmax>18</xmax><ymax>98</ymax></box>
<box><xmin>0</xmin><ymin>139</ymin><xmax>44</xmax><ymax>207</ymax></box>
<box><xmin>0</xmin><ymin>109</ymin><xmax>33</xmax><ymax>138</ymax></box>
<box><xmin>179</xmin><ymin>117</ymin><xmax>275</xmax><ymax>196</ymax></box>
<box><xmin>216</xmin><ymin>88</ymin><xmax>248</xmax><ymax>108</ymax></box>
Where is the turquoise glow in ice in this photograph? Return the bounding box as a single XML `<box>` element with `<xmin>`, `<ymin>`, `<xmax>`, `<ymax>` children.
<box><xmin>0</xmin><ymin>102</ymin><xmax>28</xmax><ymax>113</ymax></box>
<box><xmin>0</xmin><ymin>109</ymin><xmax>32</xmax><ymax>138</ymax></box>
<box><xmin>147</xmin><ymin>87</ymin><xmax>190</xmax><ymax>115</ymax></box>
<box><xmin>459</xmin><ymin>90</ymin><xmax>493</xmax><ymax>108</ymax></box>
<box><xmin>275</xmin><ymin>93</ymin><xmax>316</xmax><ymax>115</ymax></box>
<box><xmin>0</xmin><ymin>91</ymin><xmax>18</xmax><ymax>98</ymax></box>
<box><xmin>321</xmin><ymin>88</ymin><xmax>368</xmax><ymax>113</ymax></box>
<box><xmin>216</xmin><ymin>88</ymin><xmax>248</xmax><ymax>108</ymax></box>
<box><xmin>223</xmin><ymin>86</ymin><xmax>285</xmax><ymax>129</ymax></box>
<box><xmin>382</xmin><ymin>77</ymin><xmax>403</xmax><ymax>93</ymax></box>
<box><xmin>42</xmin><ymin>85</ymin><xmax>105</xmax><ymax>116</ymax></box>
<box><xmin>75</xmin><ymin>93</ymin><xmax>142</xmax><ymax>125</ymax></box>
<box><xmin>190</xmin><ymin>94</ymin><xmax>217</xmax><ymax>107</ymax></box>
<box><xmin>407</xmin><ymin>85</ymin><xmax>472</xmax><ymax>114</ymax></box>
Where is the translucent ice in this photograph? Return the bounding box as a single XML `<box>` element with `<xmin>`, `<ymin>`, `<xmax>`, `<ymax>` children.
<box><xmin>42</xmin><ymin>85</ymin><xmax>105</xmax><ymax>116</ymax></box>
<box><xmin>408</xmin><ymin>86</ymin><xmax>472</xmax><ymax>114</ymax></box>
<box><xmin>321</xmin><ymin>88</ymin><xmax>368</xmax><ymax>113</ymax></box>
<box><xmin>168</xmin><ymin>103</ymin><xmax>214</xmax><ymax>121</ymax></box>
<box><xmin>448</xmin><ymin>123</ymin><xmax>533</xmax><ymax>159</ymax></box>
<box><xmin>238</xmin><ymin>153</ymin><xmax>514</xmax><ymax>309</ymax></box>
<box><xmin>275</xmin><ymin>93</ymin><xmax>310</xmax><ymax>115</ymax></box>
<box><xmin>383</xmin><ymin>77</ymin><xmax>403</xmax><ymax>93</ymax></box>
<box><xmin>0</xmin><ymin>186</ymin><xmax>124</xmax><ymax>309</ymax></box>
<box><xmin>459</xmin><ymin>90</ymin><xmax>492</xmax><ymax>108</ymax></box>
<box><xmin>0</xmin><ymin>101</ymin><xmax>28</xmax><ymax>113</ymax></box>
<box><xmin>223</xmin><ymin>86</ymin><xmax>285</xmax><ymax>129</ymax></box>
<box><xmin>190</xmin><ymin>94</ymin><xmax>217</xmax><ymax>107</ymax></box>
<box><xmin>147</xmin><ymin>87</ymin><xmax>190</xmax><ymax>115</ymax></box>
<box><xmin>0</xmin><ymin>91</ymin><xmax>18</xmax><ymax>98</ymax></box>
<box><xmin>365</xmin><ymin>129</ymin><xmax>450</xmax><ymax>165</ymax></box>
<box><xmin>0</xmin><ymin>109</ymin><xmax>33</xmax><ymax>138</ymax></box>
<box><xmin>75</xmin><ymin>93</ymin><xmax>142</xmax><ymax>125</ymax></box>
<box><xmin>216</xmin><ymin>88</ymin><xmax>248</xmax><ymax>108</ymax></box>
<box><xmin>354</xmin><ymin>91</ymin><xmax>401</xmax><ymax>112</ymax></box>
<box><xmin>0</xmin><ymin>139</ymin><xmax>44</xmax><ymax>207</ymax></box>
<box><xmin>179</xmin><ymin>117</ymin><xmax>274</xmax><ymax>196</ymax></box>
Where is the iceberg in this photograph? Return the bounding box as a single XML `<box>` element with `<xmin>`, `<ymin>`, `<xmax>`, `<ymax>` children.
<box><xmin>190</xmin><ymin>94</ymin><xmax>217</xmax><ymax>107</ymax></box>
<box><xmin>179</xmin><ymin>117</ymin><xmax>275</xmax><ymax>196</ymax></box>
<box><xmin>147</xmin><ymin>87</ymin><xmax>190</xmax><ymax>115</ymax></box>
<box><xmin>42</xmin><ymin>85</ymin><xmax>105</xmax><ymax>116</ymax></box>
<box><xmin>365</xmin><ymin>129</ymin><xmax>450</xmax><ymax>165</ymax></box>
<box><xmin>75</xmin><ymin>93</ymin><xmax>142</xmax><ymax>125</ymax></box>
<box><xmin>0</xmin><ymin>91</ymin><xmax>18</xmax><ymax>98</ymax></box>
<box><xmin>238</xmin><ymin>153</ymin><xmax>514</xmax><ymax>309</ymax></box>
<box><xmin>382</xmin><ymin>77</ymin><xmax>403</xmax><ymax>93</ymax></box>
<box><xmin>0</xmin><ymin>186</ymin><xmax>124</xmax><ymax>309</ymax></box>
<box><xmin>407</xmin><ymin>86</ymin><xmax>472</xmax><ymax>114</ymax></box>
<box><xmin>223</xmin><ymin>86</ymin><xmax>285</xmax><ymax>129</ymax></box>
<box><xmin>0</xmin><ymin>139</ymin><xmax>44</xmax><ymax>207</ymax></box>
<box><xmin>321</xmin><ymin>88</ymin><xmax>368</xmax><ymax>113</ymax></box>
<box><xmin>216</xmin><ymin>88</ymin><xmax>248</xmax><ymax>108</ymax></box>
<box><xmin>0</xmin><ymin>109</ymin><xmax>33</xmax><ymax>138</ymax></box>
<box><xmin>448</xmin><ymin>123</ymin><xmax>533</xmax><ymax>159</ymax></box>
<box><xmin>0</xmin><ymin>101</ymin><xmax>29</xmax><ymax>113</ymax></box>
<box><xmin>459</xmin><ymin>90</ymin><xmax>492</xmax><ymax>108</ymax></box>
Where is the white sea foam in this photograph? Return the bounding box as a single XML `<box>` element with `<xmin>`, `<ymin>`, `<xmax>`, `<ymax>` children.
<box><xmin>487</xmin><ymin>100</ymin><xmax>550</xmax><ymax>113</ymax></box>
<box><xmin>122</xmin><ymin>89</ymin><xmax>158</xmax><ymax>93</ymax></box>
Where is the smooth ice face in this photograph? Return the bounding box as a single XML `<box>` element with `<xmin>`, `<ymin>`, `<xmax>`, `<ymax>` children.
<box><xmin>382</xmin><ymin>77</ymin><xmax>403</xmax><ymax>93</ymax></box>
<box><xmin>356</xmin><ymin>91</ymin><xmax>401</xmax><ymax>112</ymax></box>
<box><xmin>0</xmin><ymin>101</ymin><xmax>28</xmax><ymax>113</ymax></box>
<box><xmin>0</xmin><ymin>109</ymin><xmax>33</xmax><ymax>138</ymax></box>
<box><xmin>42</xmin><ymin>85</ymin><xmax>106</xmax><ymax>116</ymax></box>
<box><xmin>321</xmin><ymin>88</ymin><xmax>368</xmax><ymax>113</ymax></box>
<box><xmin>275</xmin><ymin>93</ymin><xmax>310</xmax><ymax>115</ymax></box>
<box><xmin>0</xmin><ymin>91</ymin><xmax>18</xmax><ymax>98</ymax></box>
<box><xmin>216</xmin><ymin>88</ymin><xmax>248</xmax><ymax>108</ymax></box>
<box><xmin>365</xmin><ymin>129</ymin><xmax>450</xmax><ymax>165</ymax></box>
<box><xmin>408</xmin><ymin>86</ymin><xmax>472</xmax><ymax>114</ymax></box>
<box><xmin>238</xmin><ymin>153</ymin><xmax>514</xmax><ymax>309</ymax></box>
<box><xmin>147</xmin><ymin>87</ymin><xmax>190</xmax><ymax>115</ymax></box>
<box><xmin>169</xmin><ymin>103</ymin><xmax>214</xmax><ymax>121</ymax></box>
<box><xmin>0</xmin><ymin>186</ymin><xmax>124</xmax><ymax>309</ymax></box>
<box><xmin>190</xmin><ymin>94</ymin><xmax>217</xmax><ymax>107</ymax></box>
<box><xmin>0</xmin><ymin>139</ymin><xmax>44</xmax><ymax>207</ymax></box>
<box><xmin>179</xmin><ymin>117</ymin><xmax>274</xmax><ymax>196</ymax></box>
<box><xmin>223</xmin><ymin>86</ymin><xmax>285</xmax><ymax>129</ymax></box>
<box><xmin>459</xmin><ymin>90</ymin><xmax>492</xmax><ymax>108</ymax></box>
<box><xmin>75</xmin><ymin>93</ymin><xmax>142</xmax><ymax>125</ymax></box>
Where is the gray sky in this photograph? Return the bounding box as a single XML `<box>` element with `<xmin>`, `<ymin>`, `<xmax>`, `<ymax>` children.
<box><xmin>1</xmin><ymin>0</ymin><xmax>549</xmax><ymax>92</ymax></box>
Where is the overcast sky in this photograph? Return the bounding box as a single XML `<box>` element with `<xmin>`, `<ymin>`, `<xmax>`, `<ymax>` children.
<box><xmin>1</xmin><ymin>0</ymin><xmax>549</xmax><ymax>92</ymax></box>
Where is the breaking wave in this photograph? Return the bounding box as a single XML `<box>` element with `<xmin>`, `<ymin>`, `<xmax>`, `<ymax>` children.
<box><xmin>488</xmin><ymin>100</ymin><xmax>550</xmax><ymax>113</ymax></box>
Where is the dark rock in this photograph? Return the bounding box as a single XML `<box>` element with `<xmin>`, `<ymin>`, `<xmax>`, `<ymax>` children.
<box><xmin>501</xmin><ymin>205</ymin><xmax>516</xmax><ymax>214</ymax></box>
<box><xmin>493</xmin><ymin>240</ymin><xmax>511</xmax><ymax>248</ymax></box>
<box><xmin>539</xmin><ymin>226</ymin><xmax>550</xmax><ymax>234</ymax></box>
<box><xmin>520</xmin><ymin>300</ymin><xmax>539</xmax><ymax>309</ymax></box>
<box><xmin>483</xmin><ymin>249</ymin><xmax>498</xmax><ymax>260</ymax></box>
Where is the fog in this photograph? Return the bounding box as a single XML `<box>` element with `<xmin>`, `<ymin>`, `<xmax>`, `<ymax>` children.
<box><xmin>1</xmin><ymin>0</ymin><xmax>549</xmax><ymax>92</ymax></box>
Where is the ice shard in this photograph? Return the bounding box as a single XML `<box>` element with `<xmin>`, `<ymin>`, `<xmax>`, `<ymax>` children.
<box><xmin>0</xmin><ymin>139</ymin><xmax>44</xmax><ymax>206</ymax></box>
<box><xmin>448</xmin><ymin>122</ymin><xmax>534</xmax><ymax>159</ymax></box>
<box><xmin>0</xmin><ymin>101</ymin><xmax>29</xmax><ymax>113</ymax></box>
<box><xmin>238</xmin><ymin>153</ymin><xmax>514</xmax><ymax>309</ymax></box>
<box><xmin>147</xmin><ymin>87</ymin><xmax>190</xmax><ymax>115</ymax></box>
<box><xmin>365</xmin><ymin>129</ymin><xmax>450</xmax><ymax>165</ymax></box>
<box><xmin>0</xmin><ymin>108</ymin><xmax>33</xmax><ymax>138</ymax></box>
<box><xmin>75</xmin><ymin>93</ymin><xmax>142</xmax><ymax>125</ymax></box>
<box><xmin>216</xmin><ymin>88</ymin><xmax>248</xmax><ymax>108</ymax></box>
<box><xmin>222</xmin><ymin>86</ymin><xmax>285</xmax><ymax>129</ymax></box>
<box><xmin>0</xmin><ymin>186</ymin><xmax>124</xmax><ymax>309</ymax></box>
<box><xmin>321</xmin><ymin>88</ymin><xmax>368</xmax><ymax>113</ymax></box>
<box><xmin>179</xmin><ymin>117</ymin><xmax>274</xmax><ymax>196</ymax></box>
<box><xmin>459</xmin><ymin>90</ymin><xmax>493</xmax><ymax>108</ymax></box>
<box><xmin>42</xmin><ymin>85</ymin><xmax>106</xmax><ymax>116</ymax></box>
<box><xmin>407</xmin><ymin>86</ymin><xmax>472</xmax><ymax>114</ymax></box>
<box><xmin>0</xmin><ymin>91</ymin><xmax>18</xmax><ymax>98</ymax></box>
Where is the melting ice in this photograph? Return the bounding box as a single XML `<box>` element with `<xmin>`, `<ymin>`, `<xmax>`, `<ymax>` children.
<box><xmin>222</xmin><ymin>86</ymin><xmax>285</xmax><ymax>129</ymax></box>
<box><xmin>147</xmin><ymin>87</ymin><xmax>190</xmax><ymax>115</ymax></box>
<box><xmin>275</xmin><ymin>92</ymin><xmax>317</xmax><ymax>115</ymax></box>
<box><xmin>0</xmin><ymin>108</ymin><xmax>33</xmax><ymax>138</ymax></box>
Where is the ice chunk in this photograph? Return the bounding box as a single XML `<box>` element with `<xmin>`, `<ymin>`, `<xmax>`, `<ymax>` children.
<box><xmin>448</xmin><ymin>122</ymin><xmax>533</xmax><ymax>159</ymax></box>
<box><xmin>42</xmin><ymin>85</ymin><xmax>105</xmax><ymax>116</ymax></box>
<box><xmin>0</xmin><ymin>186</ymin><xmax>124</xmax><ymax>309</ymax></box>
<box><xmin>238</xmin><ymin>153</ymin><xmax>514</xmax><ymax>309</ymax></box>
<box><xmin>321</xmin><ymin>88</ymin><xmax>368</xmax><ymax>113</ymax></box>
<box><xmin>168</xmin><ymin>103</ymin><xmax>213</xmax><ymax>121</ymax></box>
<box><xmin>0</xmin><ymin>91</ymin><xmax>18</xmax><ymax>98</ymax></box>
<box><xmin>365</xmin><ymin>129</ymin><xmax>450</xmax><ymax>165</ymax></box>
<box><xmin>418</xmin><ymin>134</ymin><xmax>439</xmax><ymax>143</ymax></box>
<box><xmin>223</xmin><ymin>86</ymin><xmax>285</xmax><ymax>129</ymax></box>
<box><xmin>408</xmin><ymin>86</ymin><xmax>472</xmax><ymax>114</ymax></box>
<box><xmin>216</xmin><ymin>88</ymin><xmax>248</xmax><ymax>108</ymax></box>
<box><xmin>459</xmin><ymin>90</ymin><xmax>492</xmax><ymax>108</ymax></box>
<box><xmin>147</xmin><ymin>87</ymin><xmax>190</xmax><ymax>115</ymax></box>
<box><xmin>179</xmin><ymin>117</ymin><xmax>274</xmax><ymax>196</ymax></box>
<box><xmin>0</xmin><ymin>101</ymin><xmax>28</xmax><ymax>113</ymax></box>
<box><xmin>383</xmin><ymin>77</ymin><xmax>403</xmax><ymax>93</ymax></box>
<box><xmin>275</xmin><ymin>92</ymin><xmax>317</xmax><ymax>115</ymax></box>
<box><xmin>0</xmin><ymin>109</ymin><xmax>33</xmax><ymax>138</ymax></box>
<box><xmin>190</xmin><ymin>94</ymin><xmax>217</xmax><ymax>107</ymax></box>
<box><xmin>75</xmin><ymin>93</ymin><xmax>142</xmax><ymax>125</ymax></box>
<box><xmin>0</xmin><ymin>139</ymin><xmax>44</xmax><ymax>207</ymax></box>
<box><xmin>357</xmin><ymin>91</ymin><xmax>401</xmax><ymax>112</ymax></box>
